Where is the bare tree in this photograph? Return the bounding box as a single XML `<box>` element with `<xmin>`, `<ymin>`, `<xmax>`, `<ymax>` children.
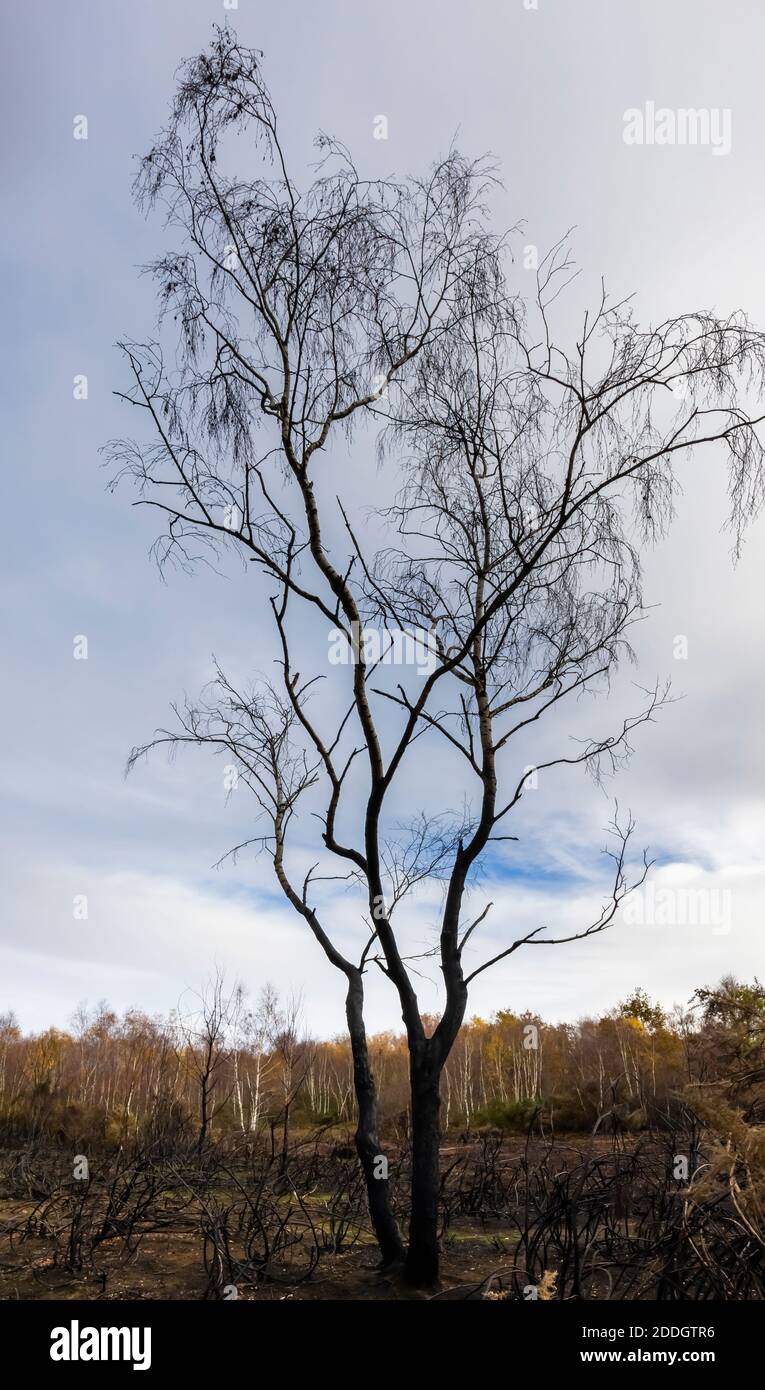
<box><xmin>108</xmin><ymin>29</ymin><xmax>765</xmax><ymax>1285</ymax></box>
<box><xmin>174</xmin><ymin>972</ymin><xmax>237</xmax><ymax>1159</ymax></box>
<box><xmin>231</xmin><ymin>984</ymin><xmax>274</xmax><ymax>1137</ymax></box>
<box><xmin>258</xmin><ymin>989</ymin><xmax>313</xmax><ymax>1177</ymax></box>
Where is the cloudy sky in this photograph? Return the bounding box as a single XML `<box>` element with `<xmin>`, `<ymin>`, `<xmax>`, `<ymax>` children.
<box><xmin>2</xmin><ymin>0</ymin><xmax>765</xmax><ymax>1039</ymax></box>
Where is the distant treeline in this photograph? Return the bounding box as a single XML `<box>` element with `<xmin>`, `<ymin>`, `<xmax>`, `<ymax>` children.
<box><xmin>1</xmin><ymin>976</ymin><xmax>762</xmax><ymax>1150</ymax></box>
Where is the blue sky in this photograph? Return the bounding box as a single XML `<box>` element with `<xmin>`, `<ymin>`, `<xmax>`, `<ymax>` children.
<box><xmin>2</xmin><ymin>0</ymin><xmax>765</xmax><ymax>1036</ymax></box>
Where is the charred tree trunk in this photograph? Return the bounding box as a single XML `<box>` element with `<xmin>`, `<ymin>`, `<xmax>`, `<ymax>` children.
<box><xmin>196</xmin><ymin>1056</ymin><xmax>212</xmax><ymax>1160</ymax></box>
<box><xmin>346</xmin><ymin>971</ymin><xmax>405</xmax><ymax>1267</ymax></box>
<box><xmin>279</xmin><ymin>1101</ymin><xmax>290</xmax><ymax>1176</ymax></box>
<box><xmin>404</xmin><ymin>1047</ymin><xmax>442</xmax><ymax>1289</ymax></box>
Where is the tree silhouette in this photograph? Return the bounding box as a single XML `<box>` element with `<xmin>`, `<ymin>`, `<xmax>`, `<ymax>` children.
<box><xmin>108</xmin><ymin>28</ymin><xmax>765</xmax><ymax>1285</ymax></box>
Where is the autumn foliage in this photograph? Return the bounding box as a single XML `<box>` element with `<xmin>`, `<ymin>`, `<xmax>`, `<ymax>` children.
<box><xmin>1</xmin><ymin>978</ymin><xmax>760</xmax><ymax>1152</ymax></box>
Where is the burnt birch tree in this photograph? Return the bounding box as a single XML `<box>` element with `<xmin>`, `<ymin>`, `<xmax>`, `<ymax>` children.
<box><xmin>109</xmin><ymin>29</ymin><xmax>765</xmax><ymax>1286</ymax></box>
